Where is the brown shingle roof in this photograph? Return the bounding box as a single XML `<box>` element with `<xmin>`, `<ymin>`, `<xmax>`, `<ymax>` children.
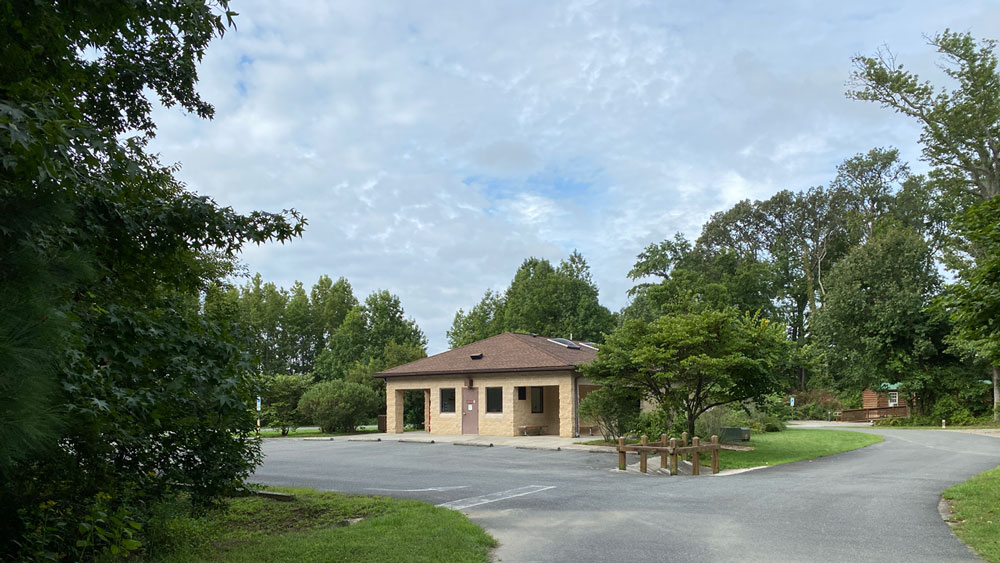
<box><xmin>374</xmin><ymin>332</ymin><xmax>597</xmax><ymax>378</ymax></box>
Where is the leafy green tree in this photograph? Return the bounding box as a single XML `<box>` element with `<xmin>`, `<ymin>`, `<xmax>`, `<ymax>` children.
<box><xmin>282</xmin><ymin>282</ymin><xmax>314</xmax><ymax>373</ymax></box>
<box><xmin>309</xmin><ymin>275</ymin><xmax>358</xmax><ymax>359</ymax></box>
<box><xmin>262</xmin><ymin>374</ymin><xmax>313</xmax><ymax>436</ymax></box>
<box><xmin>849</xmin><ymin>31</ymin><xmax>1000</xmax><ymax>206</ymax></box>
<box><xmin>812</xmin><ymin>224</ymin><xmax>946</xmax><ymax>396</ymax></box>
<box><xmin>0</xmin><ymin>1</ymin><xmax>304</xmax><ymax>557</ymax></box>
<box><xmin>943</xmin><ymin>198</ymin><xmax>1000</xmax><ymax>419</ymax></box>
<box><xmin>449</xmin><ymin>251</ymin><xmax>615</xmax><ymax>346</ymax></box>
<box><xmin>583</xmin><ymin>309</ymin><xmax>790</xmax><ymax>436</ymax></box>
<box><xmin>627</xmin><ymin>234</ymin><xmax>776</xmax><ymax>320</ymax></box>
<box><xmin>314</xmin><ymin>291</ymin><xmax>427</xmax><ymax>382</ymax></box>
<box><xmin>850</xmin><ymin>30</ymin><xmax>1000</xmax><ymax>411</ymax></box>
<box><xmin>298</xmin><ymin>380</ymin><xmax>380</xmax><ymax>433</ymax></box>
<box><xmin>238</xmin><ymin>274</ymin><xmax>291</xmax><ymax>375</ymax></box>
<box><xmin>447</xmin><ymin>289</ymin><xmax>506</xmax><ymax>347</ymax></box>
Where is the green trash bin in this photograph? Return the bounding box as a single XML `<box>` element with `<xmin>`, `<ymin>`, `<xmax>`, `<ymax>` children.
<box><xmin>720</xmin><ymin>427</ymin><xmax>751</xmax><ymax>443</ymax></box>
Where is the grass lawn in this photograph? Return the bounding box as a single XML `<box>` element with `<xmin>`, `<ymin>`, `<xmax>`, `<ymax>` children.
<box><xmin>943</xmin><ymin>465</ymin><xmax>1000</xmax><ymax>562</ymax></box>
<box><xmin>257</xmin><ymin>428</ymin><xmax>379</xmax><ymax>438</ymax></box>
<box><xmin>141</xmin><ymin>487</ymin><xmax>495</xmax><ymax>562</ymax></box>
<box><xmin>578</xmin><ymin>429</ymin><xmax>882</xmax><ymax>469</ymax></box>
<box><xmin>717</xmin><ymin>428</ymin><xmax>882</xmax><ymax>469</ymax></box>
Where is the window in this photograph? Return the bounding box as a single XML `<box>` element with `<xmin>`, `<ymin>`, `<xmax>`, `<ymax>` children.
<box><xmin>440</xmin><ymin>388</ymin><xmax>455</xmax><ymax>413</ymax></box>
<box><xmin>888</xmin><ymin>392</ymin><xmax>899</xmax><ymax>407</ymax></box>
<box><xmin>486</xmin><ymin>387</ymin><xmax>503</xmax><ymax>413</ymax></box>
<box><xmin>531</xmin><ymin>387</ymin><xmax>544</xmax><ymax>413</ymax></box>
<box><xmin>517</xmin><ymin>386</ymin><xmax>526</xmax><ymax>400</ymax></box>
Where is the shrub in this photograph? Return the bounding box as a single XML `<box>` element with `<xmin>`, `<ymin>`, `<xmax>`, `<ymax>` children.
<box><xmin>632</xmin><ymin>408</ymin><xmax>688</xmax><ymax>439</ymax></box>
<box><xmin>578</xmin><ymin>386</ymin><xmax>640</xmax><ymax>441</ymax></box>
<box><xmin>262</xmin><ymin>374</ymin><xmax>313</xmax><ymax>435</ymax></box>
<box><xmin>298</xmin><ymin>380</ymin><xmax>380</xmax><ymax>433</ymax></box>
<box><xmin>791</xmin><ymin>389</ymin><xmax>843</xmax><ymax>420</ymax></box>
<box><xmin>931</xmin><ymin>395</ymin><xmax>974</xmax><ymax>426</ymax></box>
<box><xmin>695</xmin><ymin>405</ymin><xmax>744</xmax><ymax>439</ymax></box>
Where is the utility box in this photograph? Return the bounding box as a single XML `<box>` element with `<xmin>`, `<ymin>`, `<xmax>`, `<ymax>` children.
<box><xmin>720</xmin><ymin>427</ymin><xmax>751</xmax><ymax>443</ymax></box>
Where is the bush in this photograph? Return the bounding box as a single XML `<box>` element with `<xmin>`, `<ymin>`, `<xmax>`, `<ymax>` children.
<box><xmin>632</xmin><ymin>408</ymin><xmax>689</xmax><ymax>439</ymax></box>
<box><xmin>262</xmin><ymin>374</ymin><xmax>313</xmax><ymax>435</ymax></box>
<box><xmin>578</xmin><ymin>386</ymin><xmax>640</xmax><ymax>441</ymax></box>
<box><xmin>298</xmin><ymin>380</ymin><xmax>380</xmax><ymax>433</ymax></box>
<box><xmin>931</xmin><ymin>395</ymin><xmax>974</xmax><ymax>426</ymax></box>
<box><xmin>695</xmin><ymin>405</ymin><xmax>744</xmax><ymax>439</ymax></box>
<box><xmin>791</xmin><ymin>389</ymin><xmax>843</xmax><ymax>420</ymax></box>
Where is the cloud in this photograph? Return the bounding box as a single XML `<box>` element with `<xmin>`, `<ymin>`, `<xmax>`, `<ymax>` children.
<box><xmin>148</xmin><ymin>0</ymin><xmax>1000</xmax><ymax>353</ymax></box>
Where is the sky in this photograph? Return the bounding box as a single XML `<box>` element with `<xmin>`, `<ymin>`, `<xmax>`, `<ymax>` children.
<box><xmin>148</xmin><ymin>1</ymin><xmax>1000</xmax><ymax>354</ymax></box>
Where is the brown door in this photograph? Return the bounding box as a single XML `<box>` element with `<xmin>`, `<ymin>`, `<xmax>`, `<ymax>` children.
<box><xmin>462</xmin><ymin>387</ymin><xmax>478</xmax><ymax>435</ymax></box>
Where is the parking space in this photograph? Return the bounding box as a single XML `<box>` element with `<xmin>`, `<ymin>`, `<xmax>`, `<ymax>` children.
<box><xmin>252</xmin><ymin>430</ymin><xmax>1000</xmax><ymax>562</ymax></box>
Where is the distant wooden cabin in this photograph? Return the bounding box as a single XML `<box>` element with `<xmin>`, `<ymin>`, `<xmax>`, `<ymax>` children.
<box><xmin>839</xmin><ymin>384</ymin><xmax>913</xmax><ymax>422</ymax></box>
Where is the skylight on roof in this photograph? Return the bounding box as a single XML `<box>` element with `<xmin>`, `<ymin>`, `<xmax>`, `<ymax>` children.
<box><xmin>580</xmin><ymin>341</ymin><xmax>599</xmax><ymax>350</ymax></box>
<box><xmin>547</xmin><ymin>338</ymin><xmax>580</xmax><ymax>350</ymax></box>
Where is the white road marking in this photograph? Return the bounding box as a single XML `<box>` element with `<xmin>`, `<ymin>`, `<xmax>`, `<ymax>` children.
<box><xmin>436</xmin><ymin>485</ymin><xmax>555</xmax><ymax>510</ymax></box>
<box><xmin>364</xmin><ymin>486</ymin><xmax>469</xmax><ymax>492</ymax></box>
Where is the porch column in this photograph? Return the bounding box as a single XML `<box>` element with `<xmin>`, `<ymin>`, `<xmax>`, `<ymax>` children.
<box><xmin>558</xmin><ymin>377</ymin><xmax>574</xmax><ymax>437</ymax></box>
<box><xmin>386</xmin><ymin>389</ymin><xmax>404</xmax><ymax>433</ymax></box>
<box><xmin>424</xmin><ymin>389</ymin><xmax>431</xmax><ymax>432</ymax></box>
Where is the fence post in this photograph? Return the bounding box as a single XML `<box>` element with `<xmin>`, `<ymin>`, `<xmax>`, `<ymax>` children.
<box><xmin>681</xmin><ymin>432</ymin><xmax>688</xmax><ymax>461</ymax></box>
<box><xmin>660</xmin><ymin>433</ymin><xmax>667</xmax><ymax>469</ymax></box>
<box><xmin>618</xmin><ymin>437</ymin><xmax>626</xmax><ymax>471</ymax></box>
<box><xmin>692</xmin><ymin>436</ymin><xmax>700</xmax><ymax>475</ymax></box>
<box><xmin>669</xmin><ymin>438</ymin><xmax>678</xmax><ymax>475</ymax></box>
<box><xmin>640</xmin><ymin>435</ymin><xmax>648</xmax><ymax>474</ymax></box>
<box><xmin>711</xmin><ymin>435</ymin><xmax>719</xmax><ymax>475</ymax></box>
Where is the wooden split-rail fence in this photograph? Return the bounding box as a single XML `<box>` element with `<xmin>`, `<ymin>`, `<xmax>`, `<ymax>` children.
<box><xmin>617</xmin><ymin>432</ymin><xmax>720</xmax><ymax>476</ymax></box>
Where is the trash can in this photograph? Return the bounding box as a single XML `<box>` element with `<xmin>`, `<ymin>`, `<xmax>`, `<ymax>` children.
<box><xmin>720</xmin><ymin>427</ymin><xmax>751</xmax><ymax>443</ymax></box>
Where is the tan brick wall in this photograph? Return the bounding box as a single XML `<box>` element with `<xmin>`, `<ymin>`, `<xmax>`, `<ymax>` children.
<box><xmin>383</xmin><ymin>371</ymin><xmax>579</xmax><ymax>437</ymax></box>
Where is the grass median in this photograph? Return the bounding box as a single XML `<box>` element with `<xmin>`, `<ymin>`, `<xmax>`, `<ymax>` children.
<box><xmin>580</xmin><ymin>428</ymin><xmax>883</xmax><ymax>470</ymax></box>
<box><xmin>943</xmin><ymin>465</ymin><xmax>1000</xmax><ymax>563</ymax></box>
<box><xmin>717</xmin><ymin>428</ymin><xmax>882</xmax><ymax>469</ymax></box>
<box><xmin>140</xmin><ymin>487</ymin><xmax>496</xmax><ymax>562</ymax></box>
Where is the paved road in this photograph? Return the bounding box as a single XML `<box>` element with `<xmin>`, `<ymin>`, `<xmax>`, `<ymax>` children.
<box><xmin>252</xmin><ymin>429</ymin><xmax>1000</xmax><ymax>562</ymax></box>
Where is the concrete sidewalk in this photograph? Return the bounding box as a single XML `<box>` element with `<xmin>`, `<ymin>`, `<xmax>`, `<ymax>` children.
<box><xmin>338</xmin><ymin>430</ymin><xmax>616</xmax><ymax>452</ymax></box>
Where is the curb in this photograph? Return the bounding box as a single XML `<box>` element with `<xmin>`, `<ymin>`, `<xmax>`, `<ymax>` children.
<box><xmin>455</xmin><ymin>441</ymin><xmax>493</xmax><ymax>447</ymax></box>
<box><xmin>515</xmin><ymin>445</ymin><xmax>561</xmax><ymax>451</ymax></box>
<box><xmin>398</xmin><ymin>439</ymin><xmax>436</xmax><ymax>444</ymax></box>
<box><xmin>301</xmin><ymin>437</ymin><xmax>334</xmax><ymax>441</ymax></box>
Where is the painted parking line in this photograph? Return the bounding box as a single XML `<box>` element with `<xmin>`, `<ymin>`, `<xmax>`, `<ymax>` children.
<box><xmin>364</xmin><ymin>486</ymin><xmax>469</xmax><ymax>492</ymax></box>
<box><xmin>437</xmin><ymin>485</ymin><xmax>555</xmax><ymax>510</ymax></box>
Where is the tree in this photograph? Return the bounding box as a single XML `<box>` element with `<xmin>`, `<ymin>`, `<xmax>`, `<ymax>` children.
<box><xmin>261</xmin><ymin>374</ymin><xmax>313</xmax><ymax>436</ymax></box>
<box><xmin>447</xmin><ymin>289</ymin><xmax>505</xmax><ymax>347</ymax></box>
<box><xmin>627</xmin><ymin>234</ymin><xmax>776</xmax><ymax>320</ymax></box>
<box><xmin>849</xmin><ymin>31</ymin><xmax>1000</xmax><ymax>205</ymax></box>
<box><xmin>943</xmin><ymin>198</ymin><xmax>1000</xmax><ymax>419</ymax></box>
<box><xmin>1</xmin><ymin>1</ymin><xmax>305</xmax><ymax>557</ymax></box>
<box><xmin>314</xmin><ymin>290</ymin><xmax>427</xmax><ymax>382</ymax></box>
<box><xmin>811</xmin><ymin>224</ymin><xmax>945</xmax><ymax>395</ymax></box>
<box><xmin>583</xmin><ymin>309</ymin><xmax>789</xmax><ymax>436</ymax></box>
<box><xmin>850</xmin><ymin>30</ymin><xmax>1000</xmax><ymax>409</ymax></box>
<box><xmin>309</xmin><ymin>275</ymin><xmax>357</xmax><ymax>359</ymax></box>
<box><xmin>448</xmin><ymin>252</ymin><xmax>615</xmax><ymax>346</ymax></box>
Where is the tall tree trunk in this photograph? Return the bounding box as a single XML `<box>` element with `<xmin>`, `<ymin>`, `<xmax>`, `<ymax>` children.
<box><xmin>993</xmin><ymin>364</ymin><xmax>999</xmax><ymax>422</ymax></box>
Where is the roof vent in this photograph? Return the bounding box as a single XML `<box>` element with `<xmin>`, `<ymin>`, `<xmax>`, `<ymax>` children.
<box><xmin>547</xmin><ymin>338</ymin><xmax>580</xmax><ymax>350</ymax></box>
<box><xmin>470</xmin><ymin>353</ymin><xmax>484</xmax><ymax>360</ymax></box>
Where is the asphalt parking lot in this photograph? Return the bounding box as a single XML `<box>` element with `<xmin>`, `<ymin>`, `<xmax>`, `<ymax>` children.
<box><xmin>252</xmin><ymin>429</ymin><xmax>1000</xmax><ymax>562</ymax></box>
